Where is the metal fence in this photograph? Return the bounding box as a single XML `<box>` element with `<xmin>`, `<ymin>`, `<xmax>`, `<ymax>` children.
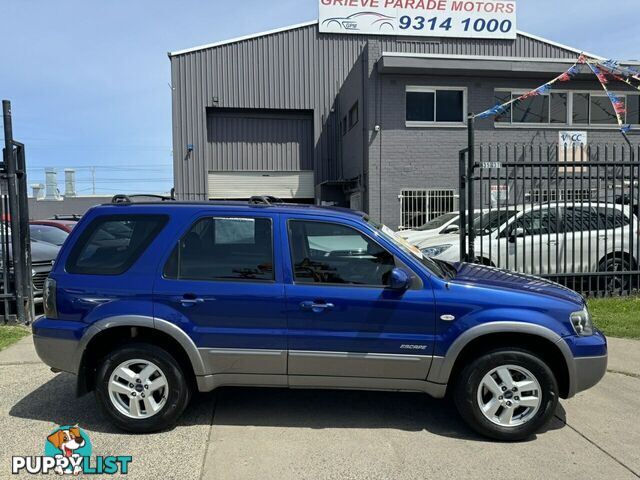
<box><xmin>399</xmin><ymin>188</ymin><xmax>457</xmax><ymax>230</ymax></box>
<box><xmin>2</xmin><ymin>100</ymin><xmax>34</xmax><ymax>324</ymax></box>
<box><xmin>459</xmin><ymin>142</ymin><xmax>640</xmax><ymax>297</ymax></box>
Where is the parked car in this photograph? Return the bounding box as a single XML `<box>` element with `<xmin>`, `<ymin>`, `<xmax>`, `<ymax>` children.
<box><xmin>417</xmin><ymin>203</ymin><xmax>638</xmax><ymax>291</ymax></box>
<box><xmin>30</xmin><ymin>219</ymin><xmax>78</xmax><ymax>234</ymax></box>
<box><xmin>0</xmin><ymin>238</ymin><xmax>59</xmax><ymax>305</ymax></box>
<box><xmin>397</xmin><ymin>210</ymin><xmax>482</xmax><ymax>244</ymax></box>
<box><xmin>32</xmin><ymin>200</ymin><xmax>607</xmax><ymax>440</ymax></box>
<box><xmin>29</xmin><ymin>224</ymin><xmax>71</xmax><ymax>246</ymax></box>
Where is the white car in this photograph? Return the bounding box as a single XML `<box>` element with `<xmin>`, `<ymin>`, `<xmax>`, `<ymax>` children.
<box><xmin>417</xmin><ymin>203</ymin><xmax>639</xmax><ymax>291</ymax></box>
<box><xmin>397</xmin><ymin>211</ymin><xmax>483</xmax><ymax>245</ymax></box>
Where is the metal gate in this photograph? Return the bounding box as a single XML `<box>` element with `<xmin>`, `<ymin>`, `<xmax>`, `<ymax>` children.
<box><xmin>458</xmin><ymin>141</ymin><xmax>640</xmax><ymax>297</ymax></box>
<box><xmin>2</xmin><ymin>100</ymin><xmax>34</xmax><ymax>323</ymax></box>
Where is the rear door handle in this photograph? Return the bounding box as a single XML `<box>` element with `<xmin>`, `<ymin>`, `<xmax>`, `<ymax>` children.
<box><xmin>300</xmin><ymin>301</ymin><xmax>335</xmax><ymax>313</ymax></box>
<box><xmin>173</xmin><ymin>295</ymin><xmax>206</xmax><ymax>307</ymax></box>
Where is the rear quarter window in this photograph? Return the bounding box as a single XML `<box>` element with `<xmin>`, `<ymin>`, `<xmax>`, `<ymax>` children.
<box><xmin>65</xmin><ymin>215</ymin><xmax>168</xmax><ymax>275</ymax></box>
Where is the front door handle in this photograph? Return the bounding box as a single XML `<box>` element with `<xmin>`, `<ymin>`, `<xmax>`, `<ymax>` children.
<box><xmin>300</xmin><ymin>301</ymin><xmax>335</xmax><ymax>313</ymax></box>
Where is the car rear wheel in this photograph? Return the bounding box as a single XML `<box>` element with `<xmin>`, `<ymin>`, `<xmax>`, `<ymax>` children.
<box><xmin>454</xmin><ymin>349</ymin><xmax>558</xmax><ymax>441</ymax></box>
<box><xmin>95</xmin><ymin>343</ymin><xmax>191</xmax><ymax>433</ymax></box>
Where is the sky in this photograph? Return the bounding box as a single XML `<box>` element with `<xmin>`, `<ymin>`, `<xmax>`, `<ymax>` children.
<box><xmin>0</xmin><ymin>0</ymin><xmax>637</xmax><ymax>196</ymax></box>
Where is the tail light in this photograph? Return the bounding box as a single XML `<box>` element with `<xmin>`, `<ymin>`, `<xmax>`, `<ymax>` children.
<box><xmin>43</xmin><ymin>278</ymin><xmax>58</xmax><ymax>319</ymax></box>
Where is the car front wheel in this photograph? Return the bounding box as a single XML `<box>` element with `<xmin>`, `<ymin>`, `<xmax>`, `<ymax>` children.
<box><xmin>454</xmin><ymin>349</ymin><xmax>559</xmax><ymax>441</ymax></box>
<box><xmin>95</xmin><ymin>343</ymin><xmax>191</xmax><ymax>433</ymax></box>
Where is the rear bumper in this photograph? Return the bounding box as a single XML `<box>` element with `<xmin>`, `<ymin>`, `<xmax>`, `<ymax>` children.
<box><xmin>32</xmin><ymin>334</ymin><xmax>80</xmax><ymax>374</ymax></box>
<box><xmin>31</xmin><ymin>317</ymin><xmax>85</xmax><ymax>375</ymax></box>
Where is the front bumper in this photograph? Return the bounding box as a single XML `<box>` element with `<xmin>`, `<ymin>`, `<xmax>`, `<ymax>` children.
<box><xmin>563</xmin><ymin>329</ymin><xmax>608</xmax><ymax>397</ymax></box>
<box><xmin>572</xmin><ymin>354</ymin><xmax>608</xmax><ymax>395</ymax></box>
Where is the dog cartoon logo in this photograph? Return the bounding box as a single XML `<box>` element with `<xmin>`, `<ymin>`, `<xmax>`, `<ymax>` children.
<box><xmin>44</xmin><ymin>426</ymin><xmax>92</xmax><ymax>475</ymax></box>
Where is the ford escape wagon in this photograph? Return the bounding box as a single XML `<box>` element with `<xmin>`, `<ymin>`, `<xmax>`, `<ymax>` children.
<box><xmin>32</xmin><ymin>199</ymin><xmax>608</xmax><ymax>441</ymax></box>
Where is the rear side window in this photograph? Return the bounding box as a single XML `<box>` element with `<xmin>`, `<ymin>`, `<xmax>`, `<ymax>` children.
<box><xmin>66</xmin><ymin>215</ymin><xmax>168</xmax><ymax>275</ymax></box>
<box><xmin>596</xmin><ymin>208</ymin><xmax>630</xmax><ymax>229</ymax></box>
<box><xmin>164</xmin><ymin>217</ymin><xmax>274</xmax><ymax>282</ymax></box>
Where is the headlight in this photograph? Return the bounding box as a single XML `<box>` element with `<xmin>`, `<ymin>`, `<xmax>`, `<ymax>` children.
<box><xmin>421</xmin><ymin>244</ymin><xmax>452</xmax><ymax>257</ymax></box>
<box><xmin>570</xmin><ymin>307</ymin><xmax>593</xmax><ymax>336</ymax></box>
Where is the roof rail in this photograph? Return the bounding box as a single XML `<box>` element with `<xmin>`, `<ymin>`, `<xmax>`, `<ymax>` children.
<box><xmin>111</xmin><ymin>194</ymin><xmax>175</xmax><ymax>204</ymax></box>
<box><xmin>50</xmin><ymin>214</ymin><xmax>82</xmax><ymax>221</ymax></box>
<box><xmin>248</xmin><ymin>195</ymin><xmax>283</xmax><ymax>205</ymax></box>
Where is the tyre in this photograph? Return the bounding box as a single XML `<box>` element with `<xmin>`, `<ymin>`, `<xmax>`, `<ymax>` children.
<box><xmin>95</xmin><ymin>343</ymin><xmax>191</xmax><ymax>433</ymax></box>
<box><xmin>598</xmin><ymin>255</ymin><xmax>632</xmax><ymax>294</ymax></box>
<box><xmin>453</xmin><ymin>349</ymin><xmax>558</xmax><ymax>441</ymax></box>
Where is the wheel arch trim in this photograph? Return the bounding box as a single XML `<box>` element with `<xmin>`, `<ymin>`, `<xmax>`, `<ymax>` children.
<box><xmin>74</xmin><ymin>315</ymin><xmax>207</xmax><ymax>377</ymax></box>
<box><xmin>427</xmin><ymin>322</ymin><xmax>576</xmax><ymax>395</ymax></box>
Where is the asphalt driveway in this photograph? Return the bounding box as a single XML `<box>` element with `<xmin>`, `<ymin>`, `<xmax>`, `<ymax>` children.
<box><xmin>1</xmin><ymin>336</ymin><xmax>638</xmax><ymax>480</ymax></box>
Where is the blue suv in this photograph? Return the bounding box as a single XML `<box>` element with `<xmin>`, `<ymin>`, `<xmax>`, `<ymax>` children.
<box><xmin>32</xmin><ymin>200</ymin><xmax>607</xmax><ymax>440</ymax></box>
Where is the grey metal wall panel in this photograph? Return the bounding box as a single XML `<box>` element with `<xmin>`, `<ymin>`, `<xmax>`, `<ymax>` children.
<box><xmin>208</xmin><ymin>110</ymin><xmax>313</xmax><ymax>172</ymax></box>
<box><xmin>171</xmin><ymin>24</ymin><xmax>367</xmax><ymax>200</ymax></box>
<box><xmin>378</xmin><ymin>34</ymin><xmax>577</xmax><ymax>59</ymax></box>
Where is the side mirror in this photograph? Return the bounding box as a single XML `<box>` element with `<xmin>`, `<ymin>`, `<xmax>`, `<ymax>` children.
<box><xmin>442</xmin><ymin>225</ymin><xmax>459</xmax><ymax>234</ymax></box>
<box><xmin>509</xmin><ymin>228</ymin><xmax>526</xmax><ymax>243</ymax></box>
<box><xmin>389</xmin><ymin>268</ymin><xmax>411</xmax><ymax>291</ymax></box>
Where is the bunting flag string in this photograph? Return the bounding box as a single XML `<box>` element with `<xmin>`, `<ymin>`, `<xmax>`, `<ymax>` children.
<box><xmin>585</xmin><ymin>59</ymin><xmax>632</xmax><ymax>134</ymax></box>
<box><xmin>600</xmin><ymin>59</ymin><xmax>640</xmax><ymax>82</ymax></box>
<box><xmin>475</xmin><ymin>61</ymin><xmax>580</xmax><ymax>119</ymax></box>
<box><xmin>597</xmin><ymin>63</ymin><xmax>640</xmax><ymax>93</ymax></box>
<box><xmin>474</xmin><ymin>52</ymin><xmax>640</xmax><ymax>138</ymax></box>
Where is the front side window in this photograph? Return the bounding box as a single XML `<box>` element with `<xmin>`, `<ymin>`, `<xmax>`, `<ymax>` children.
<box><xmin>288</xmin><ymin>220</ymin><xmax>397</xmax><ymax>287</ymax></box>
<box><xmin>474</xmin><ymin>210</ymin><xmax>519</xmax><ymax>236</ymax></box>
<box><xmin>66</xmin><ymin>215</ymin><xmax>168</xmax><ymax>275</ymax></box>
<box><xmin>406</xmin><ymin>87</ymin><xmax>465</xmax><ymax>125</ymax></box>
<box><xmin>416</xmin><ymin>212</ymin><xmax>459</xmax><ymax>231</ymax></box>
<box><xmin>511</xmin><ymin>209</ymin><xmax>561</xmax><ymax>236</ymax></box>
<box><xmin>164</xmin><ymin>217</ymin><xmax>274</xmax><ymax>282</ymax></box>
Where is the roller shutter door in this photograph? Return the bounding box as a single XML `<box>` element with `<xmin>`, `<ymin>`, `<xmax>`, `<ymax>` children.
<box><xmin>208</xmin><ymin>171</ymin><xmax>315</xmax><ymax>199</ymax></box>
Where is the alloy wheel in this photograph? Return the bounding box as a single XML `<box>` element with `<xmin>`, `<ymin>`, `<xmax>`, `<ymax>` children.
<box><xmin>108</xmin><ymin>359</ymin><xmax>169</xmax><ymax>419</ymax></box>
<box><xmin>476</xmin><ymin>364</ymin><xmax>542</xmax><ymax>427</ymax></box>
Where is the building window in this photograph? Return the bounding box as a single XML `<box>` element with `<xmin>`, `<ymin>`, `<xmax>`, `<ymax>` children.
<box><xmin>341</xmin><ymin>117</ymin><xmax>347</xmax><ymax>136</ymax></box>
<box><xmin>590</xmin><ymin>95</ymin><xmax>618</xmax><ymax>125</ymax></box>
<box><xmin>529</xmin><ymin>188</ymin><xmax>596</xmax><ymax>203</ymax></box>
<box><xmin>399</xmin><ymin>189</ymin><xmax>456</xmax><ymax>230</ymax></box>
<box><xmin>573</xmin><ymin>93</ymin><xmax>590</xmax><ymax>124</ymax></box>
<box><xmin>348</xmin><ymin>101</ymin><xmax>359</xmax><ymax>130</ymax></box>
<box><xmin>406</xmin><ymin>87</ymin><xmax>466</xmax><ymax>126</ymax></box>
<box><xmin>496</xmin><ymin>89</ymin><xmax>640</xmax><ymax>127</ymax></box>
